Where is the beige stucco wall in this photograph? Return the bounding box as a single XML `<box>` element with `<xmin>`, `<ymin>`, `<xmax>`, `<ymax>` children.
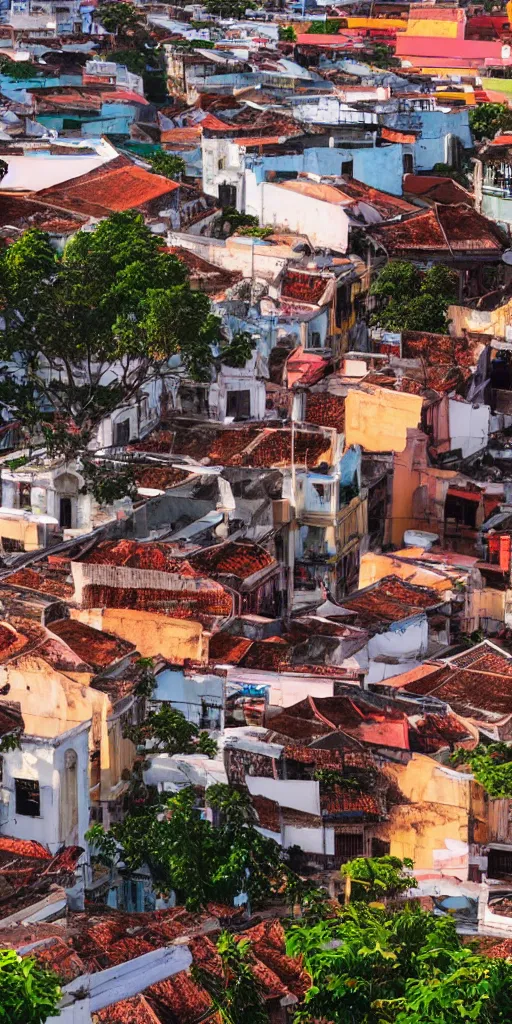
<box><xmin>345</xmin><ymin>388</ymin><xmax>422</xmax><ymax>454</ymax></box>
<box><xmin>72</xmin><ymin>607</ymin><xmax>207</xmax><ymax>664</ymax></box>
<box><xmin>374</xmin><ymin>755</ymin><xmax>471</xmax><ymax>876</ymax></box>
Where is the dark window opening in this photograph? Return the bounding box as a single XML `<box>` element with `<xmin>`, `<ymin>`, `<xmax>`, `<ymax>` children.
<box><xmin>19</xmin><ymin>482</ymin><xmax>31</xmax><ymax>509</ymax></box>
<box><xmin>341</xmin><ymin>159</ymin><xmax>353</xmax><ymax>177</ymax></box>
<box><xmin>15</xmin><ymin>778</ymin><xmax>40</xmax><ymax>817</ymax></box>
<box><xmin>444</xmin><ymin>495</ymin><xmax>477</xmax><ymax>529</ymax></box>
<box><xmin>335</xmin><ymin>831</ymin><xmax>363</xmax><ymax>864</ymax></box>
<box><xmin>219</xmin><ymin>183</ymin><xmax>237</xmax><ymax>208</ymax></box>
<box><xmin>336</xmin><ymin>285</ymin><xmax>350</xmax><ymax>328</ymax></box>
<box><xmin>114</xmin><ymin>419</ymin><xmax>130</xmax><ymax>446</ymax></box>
<box><xmin>226</xmin><ymin>390</ymin><xmax>250</xmax><ymax>420</ymax></box>
<box><xmin>403</xmin><ymin>153</ymin><xmax>414</xmax><ymax>174</ymax></box>
<box><xmin>59</xmin><ymin>496</ymin><xmax>72</xmax><ymax>530</ymax></box>
<box><xmin>371</xmin><ymin>837</ymin><xmax>391</xmax><ymax>857</ymax></box>
<box><xmin>488</xmin><ymin>848</ymin><xmax>512</xmax><ymax>879</ymax></box>
<box><xmin>1</xmin><ymin>537</ymin><xmax>23</xmax><ymax>552</ymax></box>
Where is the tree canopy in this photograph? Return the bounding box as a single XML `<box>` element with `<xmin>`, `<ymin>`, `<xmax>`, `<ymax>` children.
<box><xmin>96</xmin><ymin>1</ymin><xmax>141</xmax><ymax>36</ymax></box>
<box><xmin>451</xmin><ymin>742</ymin><xmax>512</xmax><ymax>798</ymax></box>
<box><xmin>469</xmin><ymin>101</ymin><xmax>512</xmax><ymax>141</ymax></box>
<box><xmin>147</xmin><ymin>150</ymin><xmax>185</xmax><ymax>180</ymax></box>
<box><xmin>0</xmin><ymin>949</ymin><xmax>61</xmax><ymax>1024</ymax></box>
<box><xmin>286</xmin><ymin>902</ymin><xmax>512</xmax><ymax>1024</ymax></box>
<box><xmin>124</xmin><ymin>705</ymin><xmax>218</xmax><ymax>759</ymax></box>
<box><xmin>370</xmin><ymin>262</ymin><xmax>458</xmax><ymax>333</ymax></box>
<box><xmin>0</xmin><ymin>212</ymin><xmax>220</xmax><ymax>501</ymax></box>
<box><xmin>86</xmin><ymin>784</ymin><xmax>288</xmax><ymax>911</ymax></box>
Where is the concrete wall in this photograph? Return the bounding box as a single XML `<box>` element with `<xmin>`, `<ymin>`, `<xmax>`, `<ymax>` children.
<box><xmin>448</xmin><ymin>398</ymin><xmax>490</xmax><ymax>459</ymax></box>
<box><xmin>73</xmin><ymin>608</ymin><xmax>207</xmax><ymax>664</ymax></box>
<box><xmin>246</xmin><ymin>177</ymin><xmax>350</xmax><ymax>251</ymax></box>
<box><xmin>0</xmin><ymin>725</ymin><xmax>89</xmax><ymax>854</ymax></box>
<box><xmin>345</xmin><ymin>387</ymin><xmax>422</xmax><ymax>453</ymax></box>
<box><xmin>153</xmin><ymin>667</ymin><xmax>223</xmax><ymax>725</ymax></box>
<box><xmin>246</xmin><ymin>776</ymin><xmax>321</xmax><ymax>816</ymax></box>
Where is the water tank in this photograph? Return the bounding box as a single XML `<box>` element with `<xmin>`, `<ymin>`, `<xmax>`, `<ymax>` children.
<box><xmin>403</xmin><ymin>530</ymin><xmax>439</xmax><ymax>551</ymax></box>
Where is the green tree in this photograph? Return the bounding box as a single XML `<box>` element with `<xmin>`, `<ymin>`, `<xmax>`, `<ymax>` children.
<box><xmin>220</xmin><ymin>330</ymin><xmax>255</xmax><ymax>368</ymax></box>
<box><xmin>341</xmin><ymin>855</ymin><xmax>416</xmax><ymax>903</ymax></box>
<box><xmin>203</xmin><ymin>0</ymin><xmax>257</xmax><ymax>17</ymax></box>
<box><xmin>147</xmin><ymin>150</ymin><xmax>185</xmax><ymax>180</ymax></box>
<box><xmin>370</xmin><ymin>261</ymin><xmax>458</xmax><ymax>333</ymax></box>
<box><xmin>370</xmin><ymin>43</ymin><xmax>400</xmax><ymax>69</ymax></box>
<box><xmin>469</xmin><ymin>101</ymin><xmax>512</xmax><ymax>141</ymax></box>
<box><xmin>286</xmin><ymin>901</ymin><xmax>512</xmax><ymax>1024</ymax></box>
<box><xmin>96</xmin><ymin>1</ymin><xmax>141</xmax><ymax>36</ymax></box>
<box><xmin>102</xmin><ymin>47</ymin><xmax>147</xmax><ymax>75</ymax></box>
<box><xmin>0</xmin><ymin>57</ymin><xmax>42</xmax><ymax>80</ymax></box>
<box><xmin>308</xmin><ymin>18</ymin><xmax>342</xmax><ymax>33</ymax></box>
<box><xmin>451</xmin><ymin>742</ymin><xmax>512</xmax><ymax>797</ymax></box>
<box><xmin>90</xmin><ymin>784</ymin><xmax>286</xmax><ymax>911</ymax></box>
<box><xmin>0</xmin><ymin>213</ymin><xmax>220</xmax><ymax>502</ymax></box>
<box><xmin>278</xmin><ymin>24</ymin><xmax>296</xmax><ymax>41</ymax></box>
<box><xmin>0</xmin><ymin>949</ymin><xmax>61</xmax><ymax>1024</ymax></box>
<box><xmin>193</xmin><ymin>931</ymin><xmax>269</xmax><ymax>1024</ymax></box>
<box><xmin>124</xmin><ymin>705</ymin><xmax>218</xmax><ymax>759</ymax></box>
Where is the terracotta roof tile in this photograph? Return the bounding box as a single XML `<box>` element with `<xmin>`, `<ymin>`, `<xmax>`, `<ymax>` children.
<box><xmin>0</xmin><ymin>837</ymin><xmax>50</xmax><ymax>860</ymax></box>
<box><xmin>82</xmin><ymin>583</ymin><xmax>233</xmax><ymax>621</ymax></box>
<box><xmin>189</xmin><ymin>542</ymin><xmax>275</xmax><ymax>581</ymax></box>
<box><xmin>49</xmin><ymin>618</ymin><xmax>135</xmax><ymax>669</ymax></box>
<box><xmin>367</xmin><ymin>204</ymin><xmax>506</xmax><ymax>257</ymax></box>
<box><xmin>148</xmin><ymin>971</ymin><xmax>213</xmax><ymax>1023</ymax></box>
<box><xmin>84</xmin><ymin>540</ymin><xmax>198</xmax><ymax>576</ymax></box>
<box><xmin>208</xmin><ymin>632</ymin><xmax>254</xmax><ymax>664</ymax></box>
<box><xmin>0</xmin><ymin>700</ymin><xmax>24</xmax><ymax>739</ymax></box>
<box><xmin>4</xmin><ymin>567</ymin><xmax>74</xmax><ymax>599</ymax></box>
<box><xmin>339</xmin><ymin>575</ymin><xmax>443</xmax><ymax>627</ymax></box>
<box><xmin>320</xmin><ymin>786</ymin><xmax>382</xmax><ymax>818</ymax></box>
<box><xmin>95</xmin><ymin>995</ymin><xmax>162</xmax><ymax>1024</ymax></box>
<box><xmin>251</xmin><ymin>794</ymin><xmax>281</xmax><ymax>832</ymax></box>
<box><xmin>30</xmin><ymin>938</ymin><xmax>85</xmax><ymax>984</ymax></box>
<box><xmin>281</xmin><ymin>270</ymin><xmax>330</xmax><ymax>304</ymax></box>
<box><xmin>306</xmin><ymin>392</ymin><xmax>345</xmax><ymax>431</ymax></box>
<box><xmin>35</xmin><ymin>161</ymin><xmax>179</xmax><ymax>217</ymax></box>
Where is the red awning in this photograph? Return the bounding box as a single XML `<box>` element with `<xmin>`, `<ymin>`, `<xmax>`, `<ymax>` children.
<box><xmin>447</xmin><ymin>487</ymin><xmax>481</xmax><ymax>502</ymax></box>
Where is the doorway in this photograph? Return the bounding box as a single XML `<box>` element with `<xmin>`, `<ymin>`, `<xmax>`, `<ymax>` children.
<box><xmin>60</xmin><ymin>496</ymin><xmax>72</xmax><ymax>529</ymax></box>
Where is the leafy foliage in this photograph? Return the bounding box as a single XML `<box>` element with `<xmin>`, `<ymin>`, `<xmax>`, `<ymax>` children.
<box><xmin>286</xmin><ymin>901</ymin><xmax>512</xmax><ymax>1024</ymax></box>
<box><xmin>221</xmin><ymin>207</ymin><xmax>259</xmax><ymax>234</ymax></box>
<box><xmin>0</xmin><ymin>948</ymin><xmax>61</xmax><ymax>1024</ymax></box>
<box><xmin>91</xmin><ymin>784</ymin><xmax>287</xmax><ymax>910</ymax></box>
<box><xmin>370</xmin><ymin>261</ymin><xmax>458</xmax><ymax>333</ymax></box>
<box><xmin>220</xmin><ymin>331</ymin><xmax>255</xmax><ymax>368</ymax></box>
<box><xmin>0</xmin><ymin>58</ymin><xmax>42</xmax><ymax>80</ymax></box>
<box><xmin>279</xmin><ymin>25</ymin><xmax>297</xmax><ymax>41</ymax></box>
<box><xmin>96</xmin><ymin>1</ymin><xmax>141</xmax><ymax>36</ymax></box>
<box><xmin>0</xmin><ymin>213</ymin><xmax>220</xmax><ymax>501</ymax></box>
<box><xmin>370</xmin><ymin>43</ymin><xmax>400</xmax><ymax>69</ymax></box>
<box><xmin>203</xmin><ymin>0</ymin><xmax>257</xmax><ymax>16</ymax></box>
<box><xmin>308</xmin><ymin>18</ymin><xmax>343</xmax><ymax>33</ymax></box>
<box><xmin>193</xmin><ymin>930</ymin><xmax>268</xmax><ymax>1024</ymax></box>
<box><xmin>450</xmin><ymin>742</ymin><xmax>512</xmax><ymax>797</ymax></box>
<box><xmin>236</xmin><ymin>225</ymin><xmax>273</xmax><ymax>238</ymax></box>
<box><xmin>124</xmin><ymin>704</ymin><xmax>218</xmax><ymax>759</ymax></box>
<box><xmin>469</xmin><ymin>101</ymin><xmax>512</xmax><ymax>141</ymax></box>
<box><xmin>147</xmin><ymin>150</ymin><xmax>185</xmax><ymax>179</ymax></box>
<box><xmin>341</xmin><ymin>855</ymin><xmax>416</xmax><ymax>903</ymax></box>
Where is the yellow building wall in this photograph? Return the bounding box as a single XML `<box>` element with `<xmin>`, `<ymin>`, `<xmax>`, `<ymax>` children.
<box><xmin>359</xmin><ymin>551</ymin><xmax>452</xmax><ymax>592</ymax></box>
<box><xmin>72</xmin><ymin>607</ymin><xmax>207</xmax><ymax>664</ymax></box>
<box><xmin>345</xmin><ymin>388</ymin><xmax>422</xmax><ymax>454</ymax></box>
<box><xmin>346</xmin><ymin>16</ymin><xmax>406</xmax><ymax>29</ymax></box>
<box><xmin>0</xmin><ymin>515</ymin><xmax>41</xmax><ymax>551</ymax></box>
<box><xmin>405</xmin><ymin>17</ymin><xmax>461</xmax><ymax>37</ymax></box>
<box><xmin>476</xmin><ymin>586</ymin><xmax>505</xmax><ymax>626</ymax></box>
<box><xmin>374</xmin><ymin>755</ymin><xmax>470</xmax><ymax>875</ymax></box>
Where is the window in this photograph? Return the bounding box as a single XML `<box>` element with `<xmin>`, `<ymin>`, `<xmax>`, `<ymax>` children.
<box><xmin>19</xmin><ymin>482</ymin><xmax>31</xmax><ymax>509</ymax></box>
<box><xmin>59</xmin><ymin>496</ymin><xmax>72</xmax><ymax>530</ymax></box>
<box><xmin>217</xmin><ymin>157</ymin><xmax>226</xmax><ymax>171</ymax></box>
<box><xmin>218</xmin><ymin>183</ymin><xmax>237</xmax><ymax>208</ymax></box>
<box><xmin>371</xmin><ymin>837</ymin><xmax>390</xmax><ymax>857</ymax></box>
<box><xmin>15</xmin><ymin>779</ymin><xmax>40</xmax><ymax>817</ymax></box>
<box><xmin>341</xmin><ymin>159</ymin><xmax>353</xmax><ymax>177</ymax></box>
<box><xmin>226</xmin><ymin>390</ymin><xmax>251</xmax><ymax>420</ymax></box>
<box><xmin>403</xmin><ymin>153</ymin><xmax>414</xmax><ymax>174</ymax></box>
<box><xmin>114</xmin><ymin>419</ymin><xmax>130</xmax><ymax>446</ymax></box>
<box><xmin>335</xmin><ymin>831</ymin><xmax>363</xmax><ymax>864</ymax></box>
<box><xmin>309</xmin><ymin>331</ymin><xmax>321</xmax><ymax>349</ymax></box>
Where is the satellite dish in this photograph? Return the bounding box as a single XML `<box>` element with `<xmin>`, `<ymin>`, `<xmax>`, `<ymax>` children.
<box><xmin>502</xmin><ymin>249</ymin><xmax>512</xmax><ymax>265</ymax></box>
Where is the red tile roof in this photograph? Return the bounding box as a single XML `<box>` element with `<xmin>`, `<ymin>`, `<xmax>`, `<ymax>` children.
<box><xmin>321</xmin><ymin>786</ymin><xmax>382</xmax><ymax>818</ymax></box>
<box><xmin>403</xmin><ymin>173</ymin><xmax>473</xmax><ymax>205</ymax></box>
<box><xmin>367</xmin><ymin>204</ymin><xmax>506</xmax><ymax>257</ymax></box>
<box><xmin>49</xmin><ymin>618</ymin><xmax>135</xmax><ymax>669</ymax></box>
<box><xmin>35</xmin><ymin>159</ymin><xmax>179</xmax><ymax>217</ymax></box>
<box><xmin>82</xmin><ymin>583</ymin><xmax>233</xmax><ymax>621</ymax></box>
<box><xmin>400</xmin><ymin>663</ymin><xmax>512</xmax><ymax>719</ymax></box>
<box><xmin>339</xmin><ymin>575</ymin><xmax>443</xmax><ymax>628</ymax></box>
<box><xmin>5</xmin><ymin>567</ymin><xmax>74</xmax><ymax>599</ymax></box>
<box><xmin>95</xmin><ymin>995</ymin><xmax>161</xmax><ymax>1024</ymax></box>
<box><xmin>251</xmin><ymin>794</ymin><xmax>281</xmax><ymax>832</ymax></box>
<box><xmin>189</xmin><ymin>541</ymin><xmax>275</xmax><ymax>581</ymax></box>
<box><xmin>281</xmin><ymin>268</ymin><xmax>330</xmax><ymax>304</ymax></box>
<box><xmin>84</xmin><ymin>540</ymin><xmax>198</xmax><ymax>576</ymax></box>
<box><xmin>30</xmin><ymin>938</ymin><xmax>85</xmax><ymax>984</ymax></box>
<box><xmin>0</xmin><ymin>837</ymin><xmax>50</xmax><ymax>860</ymax></box>
<box><xmin>208</xmin><ymin>632</ymin><xmax>254</xmax><ymax>664</ymax></box>
<box><xmin>306</xmin><ymin>391</ymin><xmax>345</xmax><ymax>431</ymax></box>
<box><xmin>148</xmin><ymin>971</ymin><xmax>213</xmax><ymax>1023</ymax></box>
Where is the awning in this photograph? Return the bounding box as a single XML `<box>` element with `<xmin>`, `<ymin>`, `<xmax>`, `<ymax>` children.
<box><xmin>447</xmin><ymin>487</ymin><xmax>481</xmax><ymax>502</ymax></box>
